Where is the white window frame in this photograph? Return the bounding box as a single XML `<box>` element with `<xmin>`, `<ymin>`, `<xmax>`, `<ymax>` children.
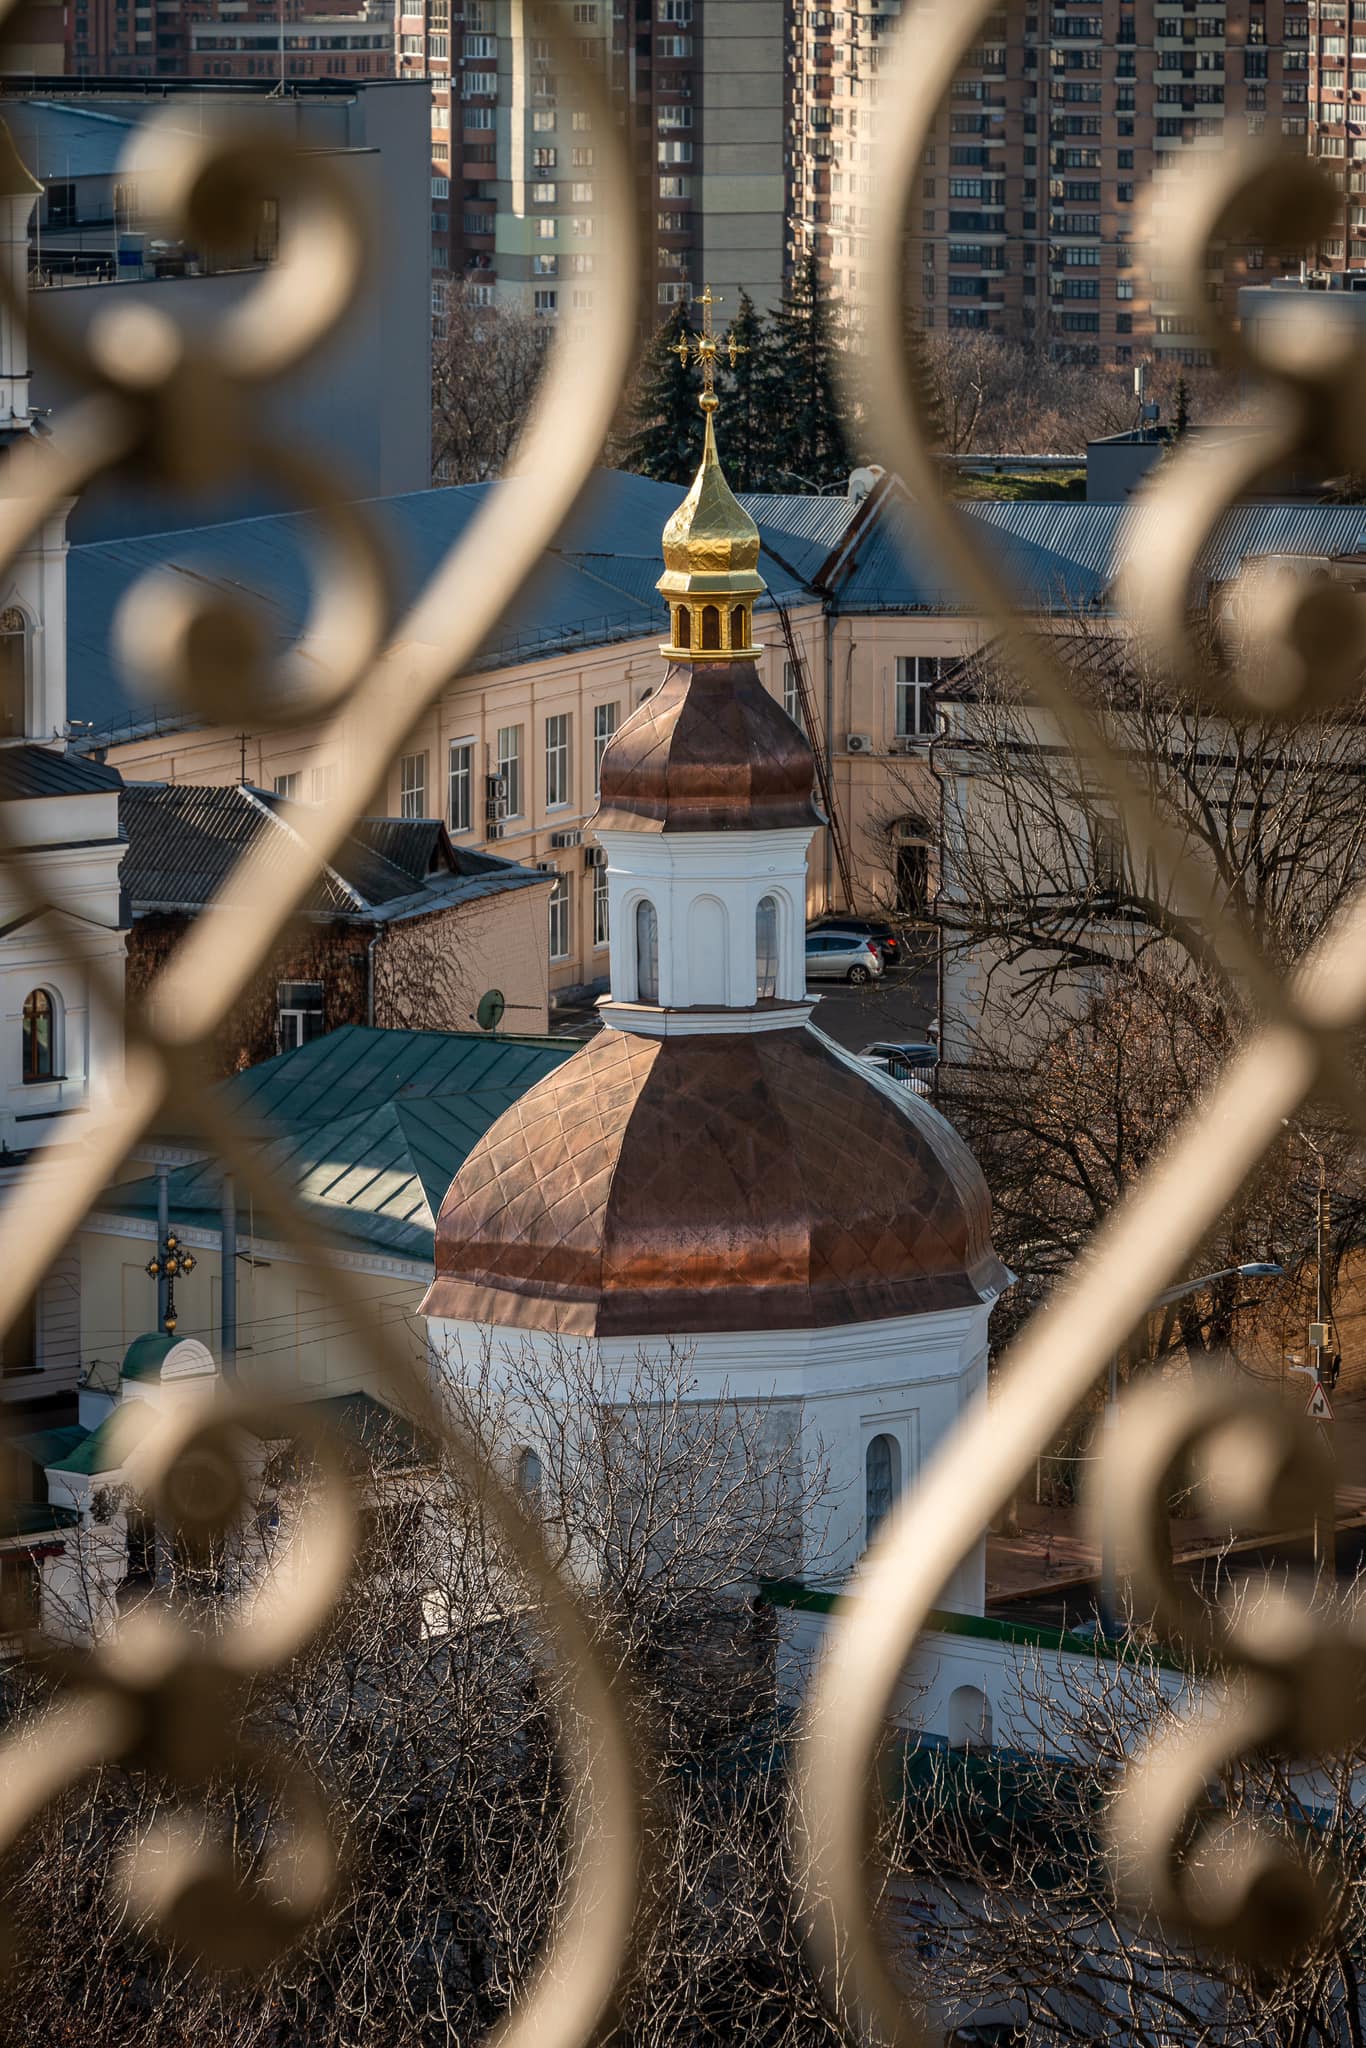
<box><xmin>447</xmin><ymin>738</ymin><xmax>474</xmax><ymax>834</ymax></box>
<box><xmin>545</xmin><ymin>712</ymin><xmax>571</xmax><ymax>809</ymax></box>
<box><xmin>548</xmin><ymin>870</ymin><xmax>571</xmax><ymax>960</ymax></box>
<box><xmin>592</xmin><ymin>700</ymin><xmax>618</xmax><ymax>794</ymax></box>
<box><xmin>399</xmin><ymin>751</ymin><xmax>428</xmax><ymax>818</ymax></box>
<box><xmin>592</xmin><ymin>860</ymin><xmax>610</xmax><ymax>948</ymax></box>
<box><xmin>894</xmin><ymin>655</ymin><xmax>942</xmax><ymax>739</ymax></box>
<box><xmin>496</xmin><ymin>725</ymin><xmax>523</xmax><ymax>817</ymax></box>
<box><xmin>273</xmin><ymin>771</ymin><xmax>301</xmax><ymax>799</ymax></box>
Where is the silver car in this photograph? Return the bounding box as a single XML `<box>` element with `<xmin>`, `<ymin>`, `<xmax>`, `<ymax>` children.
<box><xmin>805</xmin><ymin>930</ymin><xmax>884</xmax><ymax>985</ymax></box>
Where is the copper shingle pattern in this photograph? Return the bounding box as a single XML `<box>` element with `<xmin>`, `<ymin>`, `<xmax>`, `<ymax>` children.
<box><xmin>422</xmin><ymin>1026</ymin><xmax>1007</xmax><ymax>1337</ymax></box>
<box><xmin>592</xmin><ymin>659</ymin><xmax>823</xmax><ymax>834</ymax></box>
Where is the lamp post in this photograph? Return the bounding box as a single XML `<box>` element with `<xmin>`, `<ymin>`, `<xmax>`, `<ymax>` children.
<box><xmin>1098</xmin><ymin>1260</ymin><xmax>1286</xmax><ymax>1633</ymax></box>
<box><xmin>145</xmin><ymin>1229</ymin><xmax>196</xmax><ymax>1337</ymax></box>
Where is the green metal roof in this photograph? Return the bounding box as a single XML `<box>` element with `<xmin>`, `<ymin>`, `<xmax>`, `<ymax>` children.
<box><xmin>10</xmin><ymin>1424</ymin><xmax>89</xmax><ymax>1468</ymax></box>
<box><xmin>97</xmin><ymin>1025</ymin><xmax>576</xmax><ymax>1265</ymax></box>
<box><xmin>120</xmin><ymin>1332</ymin><xmax>180</xmax><ymax>1382</ymax></box>
<box><xmin>46</xmin><ymin>1410</ymin><xmax>145</xmax><ymax>1477</ymax></box>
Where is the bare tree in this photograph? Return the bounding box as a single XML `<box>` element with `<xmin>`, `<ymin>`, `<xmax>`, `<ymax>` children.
<box><xmin>889</xmin><ymin>1613</ymin><xmax>1366</xmax><ymax>2047</ymax></box>
<box><xmin>915</xmin><ymin>620</ymin><xmax>1366</xmax><ymax>1356</ymax></box>
<box><xmin>432</xmin><ymin>284</ymin><xmax>551</xmax><ymax>485</ymax></box>
<box><xmin>1</xmin><ymin>1341</ymin><xmax>841</xmax><ymax>2048</ymax></box>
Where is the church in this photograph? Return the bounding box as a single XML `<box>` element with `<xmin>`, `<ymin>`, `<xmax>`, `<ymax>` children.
<box><xmin>421</xmin><ymin>318</ymin><xmax>1010</xmax><ymax>1623</ymax></box>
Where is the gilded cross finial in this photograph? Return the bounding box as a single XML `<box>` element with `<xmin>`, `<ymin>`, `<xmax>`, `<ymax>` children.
<box><xmin>670</xmin><ymin>283</ymin><xmax>748</xmax><ymax>416</ymax></box>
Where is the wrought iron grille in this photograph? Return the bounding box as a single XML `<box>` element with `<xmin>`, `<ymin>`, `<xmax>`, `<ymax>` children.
<box><xmin>0</xmin><ymin>1</ymin><xmax>1363</xmax><ymax>2043</ymax></box>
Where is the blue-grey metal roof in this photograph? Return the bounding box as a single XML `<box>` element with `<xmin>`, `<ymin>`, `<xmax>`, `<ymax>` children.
<box><xmin>4</xmin><ymin>100</ymin><xmax>139</xmax><ymax>183</ymax></box>
<box><xmin>69</xmin><ymin>469</ymin><xmax>834</xmax><ymax>743</ymax></box>
<box><xmin>965</xmin><ymin>499</ymin><xmax>1366</xmax><ymax>591</ymax></box>
<box><xmin>118</xmin><ymin>780</ymin><xmax>547</xmax><ymax>920</ymax></box>
<box><xmin>739</xmin><ymin>493</ymin><xmax>861</xmax><ymax>585</ymax></box>
<box><xmin>828</xmin><ymin>495</ymin><xmax>1110</xmax><ymax>613</ymax></box>
<box><xmin>96</xmin><ymin>1023</ymin><xmax>576</xmax><ymax>1263</ymax></box>
<box><xmin>0</xmin><ymin>744</ymin><xmax>123</xmax><ymax>798</ymax></box>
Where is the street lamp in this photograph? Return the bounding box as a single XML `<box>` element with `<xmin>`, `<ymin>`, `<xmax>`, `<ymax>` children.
<box><xmin>1098</xmin><ymin>1260</ymin><xmax>1286</xmax><ymax>1632</ymax></box>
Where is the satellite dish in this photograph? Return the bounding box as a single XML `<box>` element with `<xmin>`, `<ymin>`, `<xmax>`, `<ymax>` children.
<box><xmin>476</xmin><ymin>988</ymin><xmax>506</xmax><ymax>1033</ymax></box>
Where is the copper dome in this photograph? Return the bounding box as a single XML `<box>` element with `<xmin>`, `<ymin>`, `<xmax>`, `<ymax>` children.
<box><xmin>592</xmin><ymin>659</ymin><xmax>823</xmax><ymax>834</ymax></box>
<box><xmin>421</xmin><ymin>1026</ymin><xmax>1008</xmax><ymax>1339</ymax></box>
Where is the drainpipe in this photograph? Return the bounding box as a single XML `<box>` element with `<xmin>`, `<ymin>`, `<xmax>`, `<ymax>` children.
<box><xmin>155</xmin><ymin>1163</ymin><xmax>169</xmax><ymax>1330</ymax></box>
<box><xmin>220</xmin><ymin>1172</ymin><xmax>236</xmax><ymax>1378</ymax></box>
<box><xmin>823</xmin><ymin>602</ymin><xmax>835</xmax><ymax>905</ymax></box>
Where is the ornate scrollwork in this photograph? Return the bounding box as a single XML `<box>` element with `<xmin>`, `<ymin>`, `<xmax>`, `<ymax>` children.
<box><xmin>798</xmin><ymin>6</ymin><xmax>1366</xmax><ymax>2047</ymax></box>
<box><xmin>1093</xmin><ymin>1379</ymin><xmax>1364</xmax><ymax>1974</ymax></box>
<box><xmin>0</xmin><ymin>3</ymin><xmax>645</xmax><ymax>2038</ymax></box>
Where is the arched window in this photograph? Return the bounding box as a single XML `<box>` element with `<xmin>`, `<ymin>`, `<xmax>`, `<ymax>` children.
<box><xmin>0</xmin><ymin>608</ymin><xmax>26</xmax><ymax>739</ymax></box>
<box><xmin>21</xmin><ymin>989</ymin><xmax>54</xmax><ymax>1083</ymax></box>
<box><xmin>517</xmin><ymin>1446</ymin><xmax>543</xmax><ymax>1501</ymax></box>
<box><xmin>635</xmin><ymin>899</ymin><xmax>659</xmax><ymax>1004</ymax></box>
<box><xmin>865</xmin><ymin>1432</ymin><xmax>901</xmax><ymax>1544</ymax></box>
<box><xmin>675</xmin><ymin>606</ymin><xmax>691</xmax><ymax>649</ymax></box>
<box><xmin>947</xmin><ymin>1684</ymin><xmax>993</xmax><ymax>1749</ymax></box>
<box><xmin>730</xmin><ymin>603</ymin><xmax>747</xmax><ymax>649</ymax></box>
<box><xmin>755</xmin><ymin>895</ymin><xmax>779</xmax><ymax>1000</ymax></box>
<box><xmin>700</xmin><ymin>604</ymin><xmax>721</xmax><ymax>650</ymax></box>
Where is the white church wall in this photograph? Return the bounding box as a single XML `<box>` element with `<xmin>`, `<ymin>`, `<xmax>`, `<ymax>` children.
<box><xmin>426</xmin><ymin>1302</ymin><xmax>992</xmax><ymax>1601</ymax></box>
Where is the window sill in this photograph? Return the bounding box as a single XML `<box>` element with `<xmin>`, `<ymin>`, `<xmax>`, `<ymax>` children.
<box><xmin>20</xmin><ymin>1074</ymin><xmax>68</xmax><ymax>1087</ymax></box>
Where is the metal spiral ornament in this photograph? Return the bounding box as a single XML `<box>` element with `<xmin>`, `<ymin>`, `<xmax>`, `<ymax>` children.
<box><xmin>0</xmin><ymin>4</ymin><xmax>645</xmax><ymax>2040</ymax></box>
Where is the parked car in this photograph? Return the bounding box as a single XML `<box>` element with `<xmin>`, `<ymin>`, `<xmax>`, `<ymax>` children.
<box><xmin>805</xmin><ymin>931</ymin><xmax>883</xmax><ymax>984</ymax></box>
<box><xmin>858</xmin><ymin>1040</ymin><xmax>938</xmax><ymax>1094</ymax></box>
<box><xmin>807</xmin><ymin>914</ymin><xmax>901</xmax><ymax>968</ymax></box>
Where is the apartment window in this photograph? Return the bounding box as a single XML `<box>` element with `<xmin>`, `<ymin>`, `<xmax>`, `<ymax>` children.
<box><xmin>533</xmin><ymin>254</ymin><xmax>558</xmax><ymax>276</ymax></box>
<box><xmin>782</xmin><ymin>659</ymin><xmax>805</xmax><ymax>730</ymax></box>
<box><xmin>532</xmin><ymin>181</ymin><xmax>556</xmax><ymax>203</ymax></box>
<box><xmin>466</xmin><ymin>105</ymin><xmax>495</xmax><ymax>127</ymax></box>
<box><xmin>592</xmin><ymin>701</ymin><xmax>618</xmax><ymax>793</ymax></box>
<box><xmin>548</xmin><ymin>872</ymin><xmax>571</xmax><ymax>961</ymax></box>
<box><xmin>895</xmin><ymin>656</ymin><xmax>941</xmax><ymax>739</ymax></box>
<box><xmin>658</xmin><ymin>140</ymin><xmax>693</xmax><ymax>164</ymax></box>
<box><xmin>496</xmin><ymin>725</ymin><xmax>523</xmax><ymax>816</ymax></box>
<box><xmin>534</xmin><ymin>147</ymin><xmax>557</xmax><ymax>170</ymax></box>
<box><xmin>573</xmin><ymin>3</ymin><xmax>598</xmax><ymax>21</ymax></box>
<box><xmin>536</xmin><ymin>216</ymin><xmax>557</xmax><ymax>239</ymax></box>
<box><xmin>463</xmin><ymin>70</ymin><xmax>496</xmax><ymax>95</ymax></box>
<box><xmin>432</xmin><ymin>176</ymin><xmax>450</xmax><ymax>199</ymax></box>
<box><xmin>273</xmin><ymin>772</ymin><xmax>301</xmax><ymax>799</ymax></box>
<box><xmin>399</xmin><ymin>751</ymin><xmax>428</xmax><ymax>818</ymax></box>
<box><xmin>463</xmin><ymin>31</ymin><xmax>494</xmax><ymax>56</ymax></box>
<box><xmin>448</xmin><ymin>740</ymin><xmax>473</xmax><ymax>833</ymax></box>
<box><xmin>534</xmin><ymin>288</ymin><xmax>558</xmax><ymax>314</ymax></box>
<box><xmin>571</xmin><ymin>181</ymin><xmax>593</xmax><ymax>203</ymax></box>
<box><xmin>572</xmin><ymin>146</ymin><xmax>594</xmax><ymax>166</ymax></box>
<box><xmin>592</xmin><ymin>860</ymin><xmax>609</xmax><ymax>947</ymax></box>
<box><xmin>533</xmin><ymin>110</ymin><xmax>556</xmax><ymax>131</ymax></box>
<box><xmin>310</xmin><ymin>763</ymin><xmax>337</xmax><ymax>804</ymax></box>
<box><xmin>659</xmin><ymin>174</ymin><xmax>690</xmax><ymax>198</ymax></box>
<box><xmin>545</xmin><ymin>712</ymin><xmax>571</xmax><ymax>807</ymax></box>
<box><xmin>277</xmin><ymin>982</ymin><xmax>324</xmax><ymax>1054</ymax></box>
<box><xmin>21</xmin><ymin>988</ymin><xmax>55</xmax><ymax>1083</ymax></box>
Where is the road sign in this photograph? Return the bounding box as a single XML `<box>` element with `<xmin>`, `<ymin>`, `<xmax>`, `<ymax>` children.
<box><xmin>1305</xmin><ymin>1381</ymin><xmax>1335</xmax><ymax>1423</ymax></box>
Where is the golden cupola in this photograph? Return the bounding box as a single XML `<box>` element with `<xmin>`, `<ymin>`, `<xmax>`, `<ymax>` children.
<box><xmin>656</xmin><ymin>287</ymin><xmax>765</xmax><ymax>663</ymax></box>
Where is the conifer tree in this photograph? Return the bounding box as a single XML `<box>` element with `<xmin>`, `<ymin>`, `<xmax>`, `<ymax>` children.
<box><xmin>763</xmin><ymin>253</ymin><xmax>856</xmax><ymax>491</ymax></box>
<box><xmin>718</xmin><ymin>288</ymin><xmax>772</xmax><ymax>493</ymax></box>
<box><xmin>625</xmin><ymin>303</ymin><xmax>702</xmax><ymax>483</ymax></box>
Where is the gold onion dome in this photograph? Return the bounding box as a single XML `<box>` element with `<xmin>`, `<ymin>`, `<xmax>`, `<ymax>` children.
<box><xmin>657</xmin><ymin>288</ymin><xmax>764</xmax><ymax>661</ymax></box>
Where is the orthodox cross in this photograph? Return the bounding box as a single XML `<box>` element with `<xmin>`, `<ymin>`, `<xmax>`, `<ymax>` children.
<box><xmin>670</xmin><ymin>284</ymin><xmax>747</xmax><ymax>410</ymax></box>
<box><xmin>146</xmin><ymin>1227</ymin><xmax>196</xmax><ymax>1336</ymax></box>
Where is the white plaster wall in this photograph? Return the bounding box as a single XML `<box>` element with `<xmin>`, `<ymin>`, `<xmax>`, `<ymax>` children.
<box><xmin>426</xmin><ymin>1302</ymin><xmax>994</xmax><ymax>1601</ymax></box>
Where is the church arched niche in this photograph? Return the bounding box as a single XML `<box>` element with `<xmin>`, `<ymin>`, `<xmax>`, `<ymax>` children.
<box><xmin>755</xmin><ymin>895</ymin><xmax>779</xmax><ymax>1000</ymax></box>
<box><xmin>700</xmin><ymin>604</ymin><xmax>721</xmax><ymax>651</ymax></box>
<box><xmin>686</xmin><ymin>895</ymin><xmax>727</xmax><ymax>1005</ymax></box>
<box><xmin>865</xmin><ymin>1431</ymin><xmax>901</xmax><ymax>1544</ymax></box>
<box><xmin>21</xmin><ymin>986</ymin><xmax>58</xmax><ymax>1083</ymax></box>
<box><xmin>947</xmin><ymin>1684</ymin><xmax>993</xmax><ymax>1749</ymax></box>
<box><xmin>729</xmin><ymin>603</ymin><xmax>746</xmax><ymax>649</ymax></box>
<box><xmin>635</xmin><ymin>899</ymin><xmax>659</xmax><ymax>1004</ymax></box>
<box><xmin>0</xmin><ymin>607</ymin><xmax>28</xmax><ymax>740</ymax></box>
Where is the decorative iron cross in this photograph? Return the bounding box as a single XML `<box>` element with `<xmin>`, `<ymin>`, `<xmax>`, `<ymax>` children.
<box><xmin>146</xmin><ymin>1227</ymin><xmax>196</xmax><ymax>1336</ymax></box>
<box><xmin>670</xmin><ymin>284</ymin><xmax>748</xmax><ymax>408</ymax></box>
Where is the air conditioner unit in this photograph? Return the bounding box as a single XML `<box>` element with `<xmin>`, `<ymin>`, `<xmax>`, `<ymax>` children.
<box><xmin>846</xmin><ymin>732</ymin><xmax>874</xmax><ymax>754</ymax></box>
<box><xmin>550</xmin><ymin>828</ymin><xmax>583</xmax><ymax>849</ymax></box>
<box><xmin>485</xmin><ymin>822</ymin><xmax>504</xmax><ymax>842</ymax></box>
<box><xmin>584</xmin><ymin>844</ymin><xmax>607</xmax><ymax>869</ymax></box>
<box><xmin>534</xmin><ymin>860</ymin><xmax>558</xmax><ymax>874</ymax></box>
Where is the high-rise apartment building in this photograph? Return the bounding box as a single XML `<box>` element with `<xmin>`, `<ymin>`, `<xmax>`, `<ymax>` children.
<box><xmin>68</xmin><ymin>0</ymin><xmax>390</xmax><ymax>81</ymax></box>
<box><xmin>405</xmin><ymin>1</ymin><xmax>784</xmax><ymax>327</ymax></box>
<box><xmin>1308</xmin><ymin>0</ymin><xmax>1366</xmax><ymax>267</ymax></box>
<box><xmin>792</xmin><ymin>1</ymin><xmax>1306</xmax><ymax>367</ymax></box>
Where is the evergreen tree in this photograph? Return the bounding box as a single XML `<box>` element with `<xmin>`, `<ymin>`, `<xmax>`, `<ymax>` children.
<box><xmin>718</xmin><ymin>288</ymin><xmax>773</xmax><ymax>492</ymax></box>
<box><xmin>1173</xmin><ymin>370</ymin><xmax>1191</xmax><ymax>439</ymax></box>
<box><xmin>625</xmin><ymin>303</ymin><xmax>702</xmax><ymax>483</ymax></box>
<box><xmin>763</xmin><ymin>253</ymin><xmax>856</xmax><ymax>491</ymax></box>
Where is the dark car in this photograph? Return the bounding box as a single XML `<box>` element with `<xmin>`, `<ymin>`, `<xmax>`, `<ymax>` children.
<box><xmin>807</xmin><ymin>914</ymin><xmax>900</xmax><ymax>968</ymax></box>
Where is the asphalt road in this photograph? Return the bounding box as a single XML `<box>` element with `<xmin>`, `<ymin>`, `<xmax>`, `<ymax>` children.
<box><xmin>809</xmin><ymin>963</ymin><xmax>938</xmax><ymax>1053</ymax></box>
